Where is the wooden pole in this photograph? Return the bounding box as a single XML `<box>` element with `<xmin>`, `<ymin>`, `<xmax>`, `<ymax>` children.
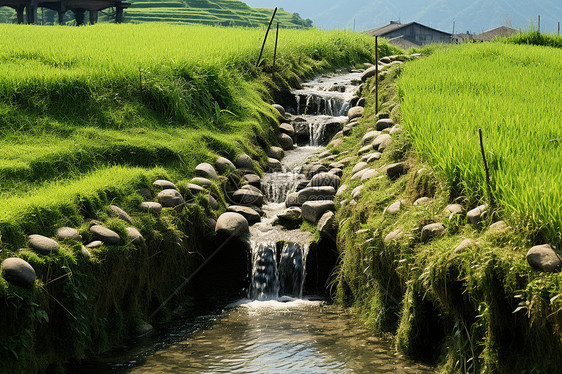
<box><xmin>538</xmin><ymin>15</ymin><xmax>541</xmax><ymax>33</ymax></box>
<box><xmin>375</xmin><ymin>36</ymin><xmax>379</xmax><ymax>114</ymax></box>
<box><xmin>273</xmin><ymin>22</ymin><xmax>279</xmax><ymax>76</ymax></box>
<box><xmin>479</xmin><ymin>128</ymin><xmax>492</xmax><ymax>201</ymax></box>
<box><xmin>558</xmin><ymin>22</ymin><xmax>560</xmax><ymax>35</ymax></box>
<box><xmin>256</xmin><ymin>7</ymin><xmax>278</xmax><ymax>67</ymax></box>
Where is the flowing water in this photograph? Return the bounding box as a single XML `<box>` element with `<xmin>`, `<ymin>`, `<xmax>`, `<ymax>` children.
<box><xmin>77</xmin><ymin>70</ymin><xmax>436</xmax><ymax>373</ymax></box>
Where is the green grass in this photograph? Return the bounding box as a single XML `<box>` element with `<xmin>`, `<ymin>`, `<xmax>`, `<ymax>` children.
<box><xmin>398</xmin><ymin>41</ymin><xmax>562</xmax><ymax>244</ymax></box>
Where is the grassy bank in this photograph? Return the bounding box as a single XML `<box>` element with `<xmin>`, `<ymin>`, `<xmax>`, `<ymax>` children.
<box><xmin>0</xmin><ymin>24</ymin><xmax>382</xmax><ymax>372</ymax></box>
<box><xmin>331</xmin><ymin>45</ymin><xmax>561</xmax><ymax>373</ymax></box>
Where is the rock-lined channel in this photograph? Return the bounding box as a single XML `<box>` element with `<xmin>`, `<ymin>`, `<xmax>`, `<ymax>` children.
<box><xmin>76</xmin><ymin>70</ymin><xmax>435</xmax><ymax>373</ymax></box>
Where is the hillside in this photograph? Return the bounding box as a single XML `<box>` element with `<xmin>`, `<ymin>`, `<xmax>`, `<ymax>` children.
<box><xmin>244</xmin><ymin>0</ymin><xmax>562</xmax><ymax>33</ymax></box>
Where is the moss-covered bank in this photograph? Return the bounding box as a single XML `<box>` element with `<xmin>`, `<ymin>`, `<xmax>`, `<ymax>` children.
<box><xmin>329</xmin><ymin>59</ymin><xmax>562</xmax><ymax>373</ymax></box>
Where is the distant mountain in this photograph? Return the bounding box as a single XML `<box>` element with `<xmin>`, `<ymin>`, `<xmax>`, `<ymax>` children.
<box><xmin>243</xmin><ymin>0</ymin><xmax>562</xmax><ymax>34</ymax></box>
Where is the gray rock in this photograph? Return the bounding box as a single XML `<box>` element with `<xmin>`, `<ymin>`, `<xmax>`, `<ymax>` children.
<box><xmin>285</xmin><ymin>192</ymin><xmax>300</xmax><ymax>207</ymax></box>
<box><xmin>28</xmin><ymin>234</ymin><xmax>59</xmax><ymax>255</ymax></box>
<box><xmin>380</xmin><ymin>56</ymin><xmax>392</xmax><ymax>64</ymax></box>
<box><xmin>351</xmin><ymin>185</ymin><xmax>363</xmax><ymax>199</ymax></box>
<box><xmin>232</xmin><ymin>189</ymin><xmax>264</xmax><ymax>206</ymax></box>
<box><xmin>191</xmin><ymin>177</ymin><xmax>213</xmax><ymax>187</ymax></box>
<box><xmin>453</xmin><ymin>239</ymin><xmax>474</xmax><ymax>253</ymax></box>
<box><xmin>158</xmin><ymin>189</ymin><xmax>185</xmax><ymax>208</ymax></box>
<box><xmin>267</xmin><ymin>146</ymin><xmax>284</xmax><ymax>160</ymax></box>
<box><xmin>195</xmin><ymin>163</ymin><xmax>218</xmax><ymax>180</ymax></box>
<box><xmin>139</xmin><ymin>202</ymin><xmax>162</xmax><ymax>214</ymax></box>
<box><xmin>86</xmin><ymin>241</ymin><xmax>103</xmax><ymax>249</ymax></box>
<box><xmin>384</xmin><ymin>229</ymin><xmax>403</xmax><ymax>243</ymax></box>
<box><xmin>331</xmin><ymin>138</ymin><xmax>344</xmax><ymax>149</ymax></box>
<box><xmin>317</xmin><ymin>211</ymin><xmax>337</xmax><ymax>236</ymax></box>
<box><xmin>208</xmin><ymin>195</ymin><xmax>219</xmax><ymax>210</ymax></box>
<box><xmin>467</xmin><ymin>204</ymin><xmax>488</xmax><ymax>226</ymax></box>
<box><xmin>297</xmin><ymin>186</ymin><xmax>336</xmax><ymax>205</ymax></box>
<box><xmin>352</xmin><ymin>162</ymin><xmax>368</xmax><ymax>175</ymax></box>
<box><xmin>389</xmin><ymin>126</ymin><xmax>402</xmax><ymax>135</ymax></box>
<box><xmin>187</xmin><ymin>183</ymin><xmax>206</xmax><ymax>195</ymax></box>
<box><xmin>302</xmin><ymin>200</ymin><xmax>335</xmax><ymax>223</ymax></box>
<box><xmin>421</xmin><ymin>223</ymin><xmax>446</xmax><ymax>242</ymax></box>
<box><xmin>215</xmin><ymin>212</ymin><xmax>249</xmax><ymax>237</ymax></box>
<box><xmin>243</xmin><ymin>174</ymin><xmax>261</xmax><ymax>189</ymax></box>
<box><xmin>446</xmin><ymin>204</ymin><xmax>464</xmax><ymax>217</ymax></box>
<box><xmin>235</xmin><ymin>154</ymin><xmax>254</xmax><ymax>170</ymax></box>
<box><xmin>268</xmin><ymin>158</ymin><xmax>282</xmax><ymax>172</ymax></box>
<box><xmin>153</xmin><ymin>179</ymin><xmax>177</xmax><ymax>190</ymax></box>
<box><xmin>109</xmin><ymin>205</ymin><xmax>133</xmax><ymax>224</ymax></box>
<box><xmin>134</xmin><ymin>322</ymin><xmax>154</xmax><ymax>338</ymax></box>
<box><xmin>366</xmin><ymin>152</ymin><xmax>382</xmax><ymax>163</ymax></box>
<box><xmin>329</xmin><ymin>168</ymin><xmax>343</xmax><ymax>177</ymax></box>
<box><xmin>362</xmin><ymin>131</ymin><xmax>380</xmax><ymax>144</ymax></box>
<box><xmin>361</xmin><ymin>65</ymin><xmax>385</xmax><ymax>81</ymax></box>
<box><xmin>278</xmin><ymin>133</ymin><xmax>294</xmax><ymax>151</ymax></box>
<box><xmin>490</xmin><ymin>221</ymin><xmax>509</xmax><ymax>230</ymax></box>
<box><xmin>358</xmin><ymin>144</ymin><xmax>373</xmax><ymax>155</ymax></box>
<box><xmin>277</xmin><ymin>207</ymin><xmax>302</xmax><ymax>229</ymax></box>
<box><xmin>357</xmin><ymin>97</ymin><xmax>366</xmax><ymax>107</ymax></box>
<box><xmin>361</xmin><ymin>169</ymin><xmax>378</xmax><ymax>182</ymax></box>
<box><xmin>348</xmin><ymin>106</ymin><xmax>364</xmax><ymax>121</ymax></box>
<box><xmin>126</xmin><ymin>227</ymin><xmax>144</xmax><ymax>245</ymax></box>
<box><xmin>2</xmin><ymin>258</ymin><xmax>36</xmax><ymax>288</ymax></box>
<box><xmin>137</xmin><ymin>188</ymin><xmax>152</xmax><ymax>201</ymax></box>
<box><xmin>302</xmin><ymin>164</ymin><xmax>329</xmax><ymax>179</ymax></box>
<box><xmin>90</xmin><ymin>225</ymin><xmax>122</xmax><ymax>246</ymax></box>
<box><xmin>241</xmin><ymin>184</ymin><xmax>262</xmax><ymax>194</ymax></box>
<box><xmin>279</xmin><ymin>123</ymin><xmax>295</xmax><ymax>136</ymax></box>
<box><xmin>329</xmin><ymin>161</ymin><xmax>345</xmax><ymax>169</ymax></box>
<box><xmin>336</xmin><ymin>184</ymin><xmax>349</xmax><ymax>196</ymax></box>
<box><xmin>527</xmin><ymin>244</ymin><xmax>561</xmax><ymax>273</ymax></box>
<box><xmin>80</xmin><ymin>246</ymin><xmax>92</xmax><ymax>259</ymax></box>
<box><xmin>351</xmin><ymin>169</ymin><xmax>368</xmax><ymax>181</ymax></box>
<box><xmin>227</xmin><ymin>205</ymin><xmax>261</xmax><ymax>225</ymax></box>
<box><xmin>310</xmin><ymin>172</ymin><xmax>340</xmax><ymax>189</ymax></box>
<box><xmin>386</xmin><ymin>162</ymin><xmax>407</xmax><ymax>179</ymax></box>
<box><xmin>373</xmin><ymin>134</ymin><xmax>393</xmax><ymax>152</ymax></box>
<box><xmin>272</xmin><ymin>104</ymin><xmax>286</xmax><ymax>117</ymax></box>
<box><xmin>413</xmin><ymin>197</ymin><xmax>432</xmax><ymax>206</ymax></box>
<box><xmin>376</xmin><ymin>118</ymin><xmax>395</xmax><ymax>131</ymax></box>
<box><xmin>385</xmin><ymin>201</ymin><xmax>402</xmax><ymax>215</ymax></box>
<box><xmin>56</xmin><ymin>227</ymin><xmax>82</xmax><ymax>241</ymax></box>
<box><xmin>215</xmin><ymin>156</ymin><xmax>236</xmax><ymax>174</ymax></box>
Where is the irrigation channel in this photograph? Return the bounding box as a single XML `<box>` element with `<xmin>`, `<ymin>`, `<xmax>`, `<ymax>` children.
<box><xmin>78</xmin><ymin>71</ymin><xmax>435</xmax><ymax>373</ymax></box>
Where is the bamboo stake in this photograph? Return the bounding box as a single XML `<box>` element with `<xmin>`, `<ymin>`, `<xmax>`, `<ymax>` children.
<box><xmin>375</xmin><ymin>36</ymin><xmax>379</xmax><ymax>114</ymax></box>
<box><xmin>479</xmin><ymin>128</ymin><xmax>492</xmax><ymax>201</ymax></box>
<box><xmin>256</xmin><ymin>7</ymin><xmax>277</xmax><ymax>67</ymax></box>
<box><xmin>273</xmin><ymin>22</ymin><xmax>279</xmax><ymax>76</ymax></box>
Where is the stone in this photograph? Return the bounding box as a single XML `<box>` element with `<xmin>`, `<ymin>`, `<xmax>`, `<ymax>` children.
<box><xmin>490</xmin><ymin>221</ymin><xmax>509</xmax><ymax>230</ymax></box>
<box><xmin>453</xmin><ymin>239</ymin><xmax>474</xmax><ymax>253</ymax></box>
<box><xmin>126</xmin><ymin>227</ymin><xmax>144</xmax><ymax>245</ymax></box>
<box><xmin>153</xmin><ymin>179</ymin><xmax>177</xmax><ymax>190</ymax></box>
<box><xmin>348</xmin><ymin>106</ymin><xmax>364</xmax><ymax>121</ymax></box>
<box><xmin>208</xmin><ymin>195</ymin><xmax>219</xmax><ymax>210</ymax></box>
<box><xmin>90</xmin><ymin>225</ymin><xmax>121</xmax><ymax>246</ymax></box>
<box><xmin>235</xmin><ymin>154</ymin><xmax>254</xmax><ymax>170</ymax></box>
<box><xmin>362</xmin><ymin>131</ymin><xmax>380</xmax><ymax>144</ymax></box>
<box><xmin>243</xmin><ymin>174</ymin><xmax>261</xmax><ymax>189</ymax></box>
<box><xmin>329</xmin><ymin>168</ymin><xmax>343</xmax><ymax>177</ymax></box>
<box><xmin>384</xmin><ymin>200</ymin><xmax>402</xmax><ymax>215</ymax></box>
<box><xmin>361</xmin><ymin>169</ymin><xmax>378</xmax><ymax>182</ymax></box>
<box><xmin>2</xmin><ymin>258</ymin><xmax>36</xmax><ymax>288</ymax></box>
<box><xmin>336</xmin><ymin>184</ymin><xmax>349</xmax><ymax>196</ymax></box>
<box><xmin>329</xmin><ymin>138</ymin><xmax>344</xmax><ymax>149</ymax></box>
<box><xmin>373</xmin><ymin>134</ymin><xmax>393</xmax><ymax>152</ymax></box>
<box><xmin>86</xmin><ymin>241</ymin><xmax>103</xmax><ymax>249</ymax></box>
<box><xmin>329</xmin><ymin>161</ymin><xmax>345</xmax><ymax>169</ymax></box>
<box><xmin>352</xmin><ymin>162</ymin><xmax>368</xmax><ymax>175</ymax></box>
<box><xmin>351</xmin><ymin>185</ymin><xmax>363</xmax><ymax>199</ymax></box>
<box><xmin>376</xmin><ymin>118</ymin><xmax>395</xmax><ymax>131</ymax></box>
<box><xmin>215</xmin><ymin>156</ymin><xmax>236</xmax><ymax>174</ymax></box>
<box><xmin>268</xmin><ymin>158</ymin><xmax>282</xmax><ymax>172</ymax></box>
<box><xmin>302</xmin><ymin>200</ymin><xmax>335</xmax><ymax>223</ymax></box>
<box><xmin>232</xmin><ymin>189</ymin><xmax>264</xmax><ymax>206</ymax></box>
<box><xmin>139</xmin><ymin>202</ymin><xmax>162</xmax><ymax>214</ymax></box>
<box><xmin>357</xmin><ymin>97</ymin><xmax>366</xmax><ymax>107</ymax></box>
<box><xmin>527</xmin><ymin>244</ymin><xmax>561</xmax><ymax>273</ymax></box>
<box><xmin>351</xmin><ymin>169</ymin><xmax>368</xmax><ymax>181</ymax></box>
<box><xmin>137</xmin><ymin>188</ymin><xmax>152</xmax><ymax>201</ymax></box>
<box><xmin>380</xmin><ymin>56</ymin><xmax>392</xmax><ymax>64</ymax></box>
<box><xmin>215</xmin><ymin>212</ymin><xmax>249</xmax><ymax>237</ymax></box>
<box><xmin>302</xmin><ymin>164</ymin><xmax>329</xmax><ymax>179</ymax></box>
<box><xmin>109</xmin><ymin>205</ymin><xmax>133</xmax><ymax>224</ymax></box>
<box><xmin>279</xmin><ymin>123</ymin><xmax>295</xmax><ymax>136</ymax></box>
<box><xmin>241</xmin><ymin>184</ymin><xmax>262</xmax><ymax>194</ymax></box>
<box><xmin>361</xmin><ymin>65</ymin><xmax>385</xmax><ymax>81</ymax></box>
<box><xmin>297</xmin><ymin>186</ymin><xmax>336</xmax><ymax>205</ymax></box>
<box><xmin>80</xmin><ymin>246</ymin><xmax>91</xmax><ymax>259</ymax></box>
<box><xmin>158</xmin><ymin>189</ymin><xmax>185</xmax><ymax>208</ymax></box>
<box><xmin>285</xmin><ymin>192</ymin><xmax>300</xmax><ymax>207</ymax></box>
<box><xmin>317</xmin><ymin>211</ymin><xmax>337</xmax><ymax>236</ymax></box>
<box><xmin>277</xmin><ymin>207</ymin><xmax>302</xmax><ymax>229</ymax></box>
<box><xmin>272</xmin><ymin>104</ymin><xmax>286</xmax><ymax>117</ymax></box>
<box><xmin>227</xmin><ymin>205</ymin><xmax>261</xmax><ymax>224</ymax></box>
<box><xmin>310</xmin><ymin>172</ymin><xmax>340</xmax><ymax>189</ymax></box>
<box><xmin>413</xmin><ymin>197</ymin><xmax>432</xmax><ymax>206</ymax></box>
<box><xmin>187</xmin><ymin>183</ymin><xmax>206</xmax><ymax>196</ymax></box>
<box><xmin>267</xmin><ymin>146</ymin><xmax>285</xmax><ymax>160</ymax></box>
<box><xmin>56</xmin><ymin>227</ymin><xmax>82</xmax><ymax>241</ymax></box>
<box><xmin>384</xmin><ymin>229</ymin><xmax>403</xmax><ymax>243</ymax></box>
<box><xmin>366</xmin><ymin>152</ymin><xmax>382</xmax><ymax>163</ymax></box>
<box><xmin>386</xmin><ymin>162</ymin><xmax>408</xmax><ymax>179</ymax></box>
<box><xmin>358</xmin><ymin>144</ymin><xmax>373</xmax><ymax>155</ymax></box>
<box><xmin>28</xmin><ymin>235</ymin><xmax>59</xmax><ymax>255</ymax></box>
<box><xmin>278</xmin><ymin>133</ymin><xmax>294</xmax><ymax>151</ymax></box>
<box><xmin>446</xmin><ymin>204</ymin><xmax>464</xmax><ymax>217</ymax></box>
<box><xmin>195</xmin><ymin>163</ymin><xmax>218</xmax><ymax>180</ymax></box>
<box><xmin>134</xmin><ymin>322</ymin><xmax>154</xmax><ymax>338</ymax></box>
<box><xmin>191</xmin><ymin>177</ymin><xmax>213</xmax><ymax>187</ymax></box>
<box><xmin>421</xmin><ymin>223</ymin><xmax>446</xmax><ymax>242</ymax></box>
<box><xmin>389</xmin><ymin>126</ymin><xmax>402</xmax><ymax>135</ymax></box>
<box><xmin>467</xmin><ymin>204</ymin><xmax>488</xmax><ymax>226</ymax></box>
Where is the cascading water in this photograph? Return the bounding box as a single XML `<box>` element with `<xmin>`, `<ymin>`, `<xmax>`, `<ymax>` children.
<box><xmin>248</xmin><ymin>71</ymin><xmax>361</xmax><ymax>301</ymax></box>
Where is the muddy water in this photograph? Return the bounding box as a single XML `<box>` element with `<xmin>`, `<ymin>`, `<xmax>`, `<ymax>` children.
<box><xmin>83</xmin><ymin>299</ymin><xmax>434</xmax><ymax>373</ymax></box>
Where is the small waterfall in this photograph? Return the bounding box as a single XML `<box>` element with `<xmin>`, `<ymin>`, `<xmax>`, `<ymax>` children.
<box><xmin>249</xmin><ymin>242</ymin><xmax>306</xmax><ymax>300</ymax></box>
<box><xmin>261</xmin><ymin>170</ymin><xmax>305</xmax><ymax>204</ymax></box>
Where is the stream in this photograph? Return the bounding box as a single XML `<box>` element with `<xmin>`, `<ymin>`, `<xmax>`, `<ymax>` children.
<box><xmin>77</xmin><ymin>70</ymin><xmax>435</xmax><ymax>373</ymax></box>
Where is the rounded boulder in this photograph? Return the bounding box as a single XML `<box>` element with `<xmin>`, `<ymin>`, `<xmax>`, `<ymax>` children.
<box><xmin>215</xmin><ymin>212</ymin><xmax>249</xmax><ymax>237</ymax></box>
